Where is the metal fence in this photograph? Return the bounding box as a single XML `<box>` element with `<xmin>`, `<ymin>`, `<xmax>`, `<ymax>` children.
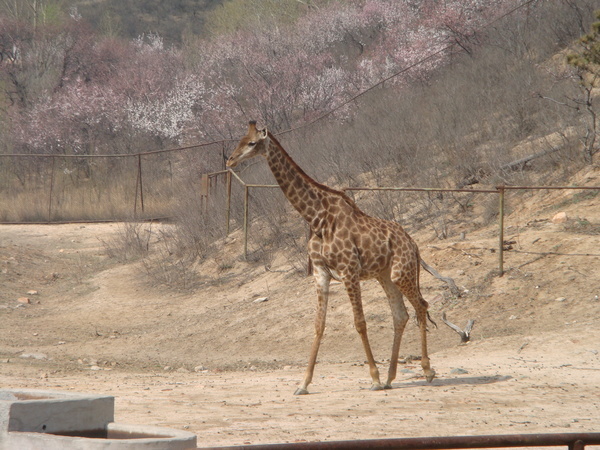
<box><xmin>206</xmin><ymin>432</ymin><xmax>600</xmax><ymax>450</ymax></box>
<box><xmin>1</xmin><ymin>150</ymin><xmax>599</xmax><ymax>278</ymax></box>
<box><xmin>221</xmin><ymin>169</ymin><xmax>599</xmax><ymax>276</ymax></box>
<box><xmin>205</xmin><ymin>433</ymin><xmax>600</xmax><ymax>450</ymax></box>
<box><xmin>0</xmin><ymin>143</ymin><xmax>227</xmax><ymax>223</ymax></box>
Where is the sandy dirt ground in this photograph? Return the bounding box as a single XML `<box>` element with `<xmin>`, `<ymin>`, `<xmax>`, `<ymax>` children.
<box><xmin>1</xmin><ymin>167</ymin><xmax>600</xmax><ymax>448</ymax></box>
<box><xmin>2</xmin><ymin>329</ymin><xmax>599</xmax><ymax>448</ymax></box>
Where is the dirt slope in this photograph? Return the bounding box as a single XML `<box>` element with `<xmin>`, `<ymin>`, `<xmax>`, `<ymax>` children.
<box><xmin>0</xmin><ymin>166</ymin><xmax>599</xmax><ymax>447</ymax></box>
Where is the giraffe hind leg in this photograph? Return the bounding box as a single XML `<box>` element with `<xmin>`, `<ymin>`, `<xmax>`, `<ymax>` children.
<box><xmin>392</xmin><ymin>267</ymin><xmax>436</xmax><ymax>383</ymax></box>
<box><xmin>404</xmin><ymin>289</ymin><xmax>435</xmax><ymax>382</ymax></box>
<box><xmin>377</xmin><ymin>274</ymin><xmax>409</xmax><ymax>389</ymax></box>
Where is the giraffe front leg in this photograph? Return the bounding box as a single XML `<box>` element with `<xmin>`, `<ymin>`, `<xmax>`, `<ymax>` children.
<box><xmin>295</xmin><ymin>267</ymin><xmax>330</xmax><ymax>395</ymax></box>
<box><xmin>344</xmin><ymin>276</ymin><xmax>384</xmax><ymax>391</ymax></box>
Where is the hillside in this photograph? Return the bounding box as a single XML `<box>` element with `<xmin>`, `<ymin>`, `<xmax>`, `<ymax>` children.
<box><xmin>68</xmin><ymin>0</ymin><xmax>222</xmax><ymax>43</ymax></box>
<box><xmin>1</xmin><ymin>165</ymin><xmax>599</xmax><ymax>370</ymax></box>
<box><xmin>0</xmin><ymin>165</ymin><xmax>598</xmax><ymax>445</ymax></box>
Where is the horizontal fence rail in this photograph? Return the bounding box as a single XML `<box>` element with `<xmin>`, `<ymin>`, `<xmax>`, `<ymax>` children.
<box><xmin>224</xmin><ymin>170</ymin><xmax>599</xmax><ymax>277</ymax></box>
<box><xmin>1</xmin><ymin>151</ymin><xmax>598</xmax><ymax>280</ymax></box>
<box><xmin>208</xmin><ymin>432</ymin><xmax>600</xmax><ymax>450</ymax></box>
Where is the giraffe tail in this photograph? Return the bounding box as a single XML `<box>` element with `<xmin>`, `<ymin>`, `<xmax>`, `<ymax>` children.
<box><xmin>427</xmin><ymin>311</ymin><xmax>438</xmax><ymax>329</ymax></box>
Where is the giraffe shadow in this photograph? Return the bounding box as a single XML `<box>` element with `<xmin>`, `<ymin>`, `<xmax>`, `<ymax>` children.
<box><xmin>392</xmin><ymin>374</ymin><xmax>512</xmax><ymax>389</ymax></box>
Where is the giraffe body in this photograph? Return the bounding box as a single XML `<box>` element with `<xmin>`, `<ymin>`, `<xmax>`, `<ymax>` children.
<box><xmin>227</xmin><ymin>122</ymin><xmax>435</xmax><ymax>394</ymax></box>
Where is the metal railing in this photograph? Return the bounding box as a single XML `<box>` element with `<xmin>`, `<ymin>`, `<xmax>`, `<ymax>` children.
<box><xmin>206</xmin><ymin>432</ymin><xmax>600</xmax><ymax>450</ymax></box>
<box><xmin>221</xmin><ymin>169</ymin><xmax>600</xmax><ymax>277</ymax></box>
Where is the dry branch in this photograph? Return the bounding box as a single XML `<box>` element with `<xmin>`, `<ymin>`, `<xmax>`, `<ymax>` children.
<box><xmin>499</xmin><ymin>145</ymin><xmax>563</xmax><ymax>173</ymax></box>
<box><xmin>441</xmin><ymin>312</ymin><xmax>474</xmax><ymax>343</ymax></box>
<box><xmin>420</xmin><ymin>259</ymin><xmax>462</xmax><ymax>297</ymax></box>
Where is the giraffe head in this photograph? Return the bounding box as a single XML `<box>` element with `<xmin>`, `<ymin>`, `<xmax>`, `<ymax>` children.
<box><xmin>226</xmin><ymin>121</ymin><xmax>269</xmax><ymax>168</ymax></box>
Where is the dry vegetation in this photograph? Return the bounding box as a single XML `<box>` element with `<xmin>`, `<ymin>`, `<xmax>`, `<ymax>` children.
<box><xmin>2</xmin><ymin>2</ymin><xmax>598</xmax><ymax>236</ymax></box>
<box><xmin>152</xmin><ymin>0</ymin><xmax>598</xmax><ymax>275</ymax></box>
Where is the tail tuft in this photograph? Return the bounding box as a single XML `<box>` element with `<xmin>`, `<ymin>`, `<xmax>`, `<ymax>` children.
<box><xmin>427</xmin><ymin>312</ymin><xmax>438</xmax><ymax>329</ymax></box>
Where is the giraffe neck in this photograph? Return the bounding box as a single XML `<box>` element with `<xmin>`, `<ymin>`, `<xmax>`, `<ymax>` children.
<box><xmin>265</xmin><ymin>133</ymin><xmax>326</xmax><ymax>224</ymax></box>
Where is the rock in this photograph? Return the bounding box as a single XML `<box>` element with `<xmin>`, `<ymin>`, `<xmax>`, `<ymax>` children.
<box><xmin>163</xmin><ymin>366</ymin><xmax>172</xmax><ymax>371</ymax></box>
<box><xmin>253</xmin><ymin>297</ymin><xmax>268</xmax><ymax>303</ymax></box>
<box><xmin>194</xmin><ymin>365</ymin><xmax>208</xmax><ymax>372</ymax></box>
<box><xmin>89</xmin><ymin>365</ymin><xmax>101</xmax><ymax>371</ymax></box>
<box><xmin>27</xmin><ymin>290</ymin><xmax>38</xmax><ymax>295</ymax></box>
<box><xmin>20</xmin><ymin>352</ymin><xmax>48</xmax><ymax>360</ymax></box>
<box><xmin>555</xmin><ymin>297</ymin><xmax>567</xmax><ymax>302</ymax></box>
<box><xmin>17</xmin><ymin>297</ymin><xmax>30</xmax><ymax>304</ymax></box>
<box><xmin>451</xmin><ymin>368</ymin><xmax>469</xmax><ymax>375</ymax></box>
<box><xmin>551</xmin><ymin>212</ymin><xmax>568</xmax><ymax>224</ymax></box>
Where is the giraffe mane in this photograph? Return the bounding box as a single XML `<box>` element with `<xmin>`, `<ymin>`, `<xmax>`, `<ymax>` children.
<box><xmin>267</xmin><ymin>132</ymin><xmax>364</xmax><ymax>214</ymax></box>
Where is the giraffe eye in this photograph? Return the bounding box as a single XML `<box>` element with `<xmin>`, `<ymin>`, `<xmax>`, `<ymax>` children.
<box><xmin>248</xmin><ymin>141</ymin><xmax>256</xmax><ymax>146</ymax></box>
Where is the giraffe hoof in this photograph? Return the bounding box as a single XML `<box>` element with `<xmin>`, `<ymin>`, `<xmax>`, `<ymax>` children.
<box><xmin>370</xmin><ymin>383</ymin><xmax>384</xmax><ymax>391</ymax></box>
<box><xmin>383</xmin><ymin>383</ymin><xmax>393</xmax><ymax>390</ymax></box>
<box><xmin>425</xmin><ymin>369</ymin><xmax>436</xmax><ymax>383</ymax></box>
<box><xmin>294</xmin><ymin>388</ymin><xmax>309</xmax><ymax>395</ymax></box>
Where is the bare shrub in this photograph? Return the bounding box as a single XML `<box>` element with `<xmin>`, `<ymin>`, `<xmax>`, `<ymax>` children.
<box><xmin>101</xmin><ymin>222</ymin><xmax>152</xmax><ymax>263</ymax></box>
<box><xmin>140</xmin><ymin>230</ymin><xmax>201</xmax><ymax>291</ymax></box>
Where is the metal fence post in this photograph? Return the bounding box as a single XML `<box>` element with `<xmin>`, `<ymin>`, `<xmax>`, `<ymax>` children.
<box><xmin>307</xmin><ymin>226</ymin><xmax>313</xmax><ymax>276</ymax></box>
<box><xmin>200</xmin><ymin>173</ymin><xmax>209</xmax><ymax>214</ymax></box>
<box><xmin>226</xmin><ymin>170</ymin><xmax>232</xmax><ymax>236</ymax></box>
<box><xmin>243</xmin><ymin>185</ymin><xmax>249</xmax><ymax>260</ymax></box>
<box><xmin>47</xmin><ymin>156</ymin><xmax>56</xmax><ymax>222</ymax></box>
<box><xmin>138</xmin><ymin>154</ymin><xmax>144</xmax><ymax>213</ymax></box>
<box><xmin>134</xmin><ymin>153</ymin><xmax>144</xmax><ymax>216</ymax></box>
<box><xmin>498</xmin><ymin>185</ymin><xmax>505</xmax><ymax>277</ymax></box>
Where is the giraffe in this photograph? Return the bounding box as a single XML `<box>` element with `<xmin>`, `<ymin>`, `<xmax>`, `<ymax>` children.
<box><xmin>226</xmin><ymin>121</ymin><xmax>436</xmax><ymax>395</ymax></box>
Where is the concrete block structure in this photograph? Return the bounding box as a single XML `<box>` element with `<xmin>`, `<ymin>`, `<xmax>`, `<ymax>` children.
<box><xmin>0</xmin><ymin>389</ymin><xmax>197</xmax><ymax>450</ymax></box>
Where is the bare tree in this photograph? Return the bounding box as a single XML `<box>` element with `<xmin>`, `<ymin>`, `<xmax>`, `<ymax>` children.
<box><xmin>567</xmin><ymin>10</ymin><xmax>600</xmax><ymax>164</ymax></box>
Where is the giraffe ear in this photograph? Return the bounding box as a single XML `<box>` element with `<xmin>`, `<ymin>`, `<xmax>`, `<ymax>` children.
<box><xmin>259</xmin><ymin>127</ymin><xmax>268</xmax><ymax>140</ymax></box>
